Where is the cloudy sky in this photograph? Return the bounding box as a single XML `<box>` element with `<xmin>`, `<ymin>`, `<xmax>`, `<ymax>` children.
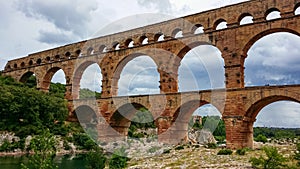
<box><xmin>1</xmin><ymin>0</ymin><xmax>300</xmax><ymax>128</ymax></box>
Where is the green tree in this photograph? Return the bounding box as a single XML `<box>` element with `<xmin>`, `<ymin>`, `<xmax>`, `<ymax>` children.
<box><xmin>21</xmin><ymin>129</ymin><xmax>57</xmax><ymax>169</ymax></box>
<box><xmin>255</xmin><ymin>134</ymin><xmax>268</xmax><ymax>144</ymax></box>
<box><xmin>250</xmin><ymin>146</ymin><xmax>287</xmax><ymax>169</ymax></box>
<box><xmin>86</xmin><ymin>146</ymin><xmax>107</xmax><ymax>169</ymax></box>
<box><xmin>0</xmin><ymin>75</ymin><xmax>68</xmax><ymax>138</ymax></box>
<box><xmin>109</xmin><ymin>147</ymin><xmax>129</xmax><ymax>169</ymax></box>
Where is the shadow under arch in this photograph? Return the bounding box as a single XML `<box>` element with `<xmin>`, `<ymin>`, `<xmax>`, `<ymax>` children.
<box><xmin>112</xmin><ymin>52</ymin><xmax>160</xmax><ymax>96</ymax></box>
<box><xmin>109</xmin><ymin>102</ymin><xmax>155</xmax><ymax>137</ymax></box>
<box><xmin>242</xmin><ymin>28</ymin><xmax>300</xmax><ymax>56</ymax></box>
<box><xmin>73</xmin><ymin>105</ymin><xmax>98</xmax><ymax>140</ymax></box>
<box><xmin>20</xmin><ymin>71</ymin><xmax>35</xmax><ymax>83</ymax></box>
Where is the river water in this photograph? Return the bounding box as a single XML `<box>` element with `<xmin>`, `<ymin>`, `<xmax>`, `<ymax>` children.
<box><xmin>0</xmin><ymin>154</ymin><xmax>89</xmax><ymax>169</ymax></box>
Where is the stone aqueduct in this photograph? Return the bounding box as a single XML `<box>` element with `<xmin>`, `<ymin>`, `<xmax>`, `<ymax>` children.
<box><xmin>3</xmin><ymin>0</ymin><xmax>300</xmax><ymax>149</ymax></box>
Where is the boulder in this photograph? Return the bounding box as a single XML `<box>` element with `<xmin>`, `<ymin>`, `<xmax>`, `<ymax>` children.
<box><xmin>188</xmin><ymin>129</ymin><xmax>216</xmax><ymax>145</ymax></box>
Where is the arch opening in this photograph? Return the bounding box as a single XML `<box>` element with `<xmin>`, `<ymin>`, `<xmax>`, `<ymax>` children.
<box><xmin>295</xmin><ymin>4</ymin><xmax>300</xmax><ymax>15</ymax></box>
<box><xmin>215</xmin><ymin>19</ymin><xmax>227</xmax><ymax>30</ymax></box>
<box><xmin>240</xmin><ymin>16</ymin><xmax>254</xmax><ymax>25</ymax></box>
<box><xmin>193</xmin><ymin>24</ymin><xmax>204</xmax><ymax>34</ymax></box>
<box><xmin>154</xmin><ymin>33</ymin><xmax>164</xmax><ymax>42</ymax></box>
<box><xmin>246</xmin><ymin>98</ymin><xmax>300</xmax><ymax>145</ymax></box>
<box><xmin>171</xmin><ymin>101</ymin><xmax>224</xmax><ymax>145</ymax></box>
<box><xmin>79</xmin><ymin>63</ymin><xmax>102</xmax><ymax>99</ymax></box>
<box><xmin>112</xmin><ymin>42</ymin><xmax>120</xmax><ymax>50</ymax></box>
<box><xmin>266</xmin><ymin>9</ymin><xmax>281</xmax><ymax>20</ymax></box>
<box><xmin>125</xmin><ymin>39</ymin><xmax>134</xmax><ymax>48</ymax></box>
<box><xmin>178</xmin><ymin>44</ymin><xmax>225</xmax><ymax>92</ymax></box>
<box><xmin>245</xmin><ymin>32</ymin><xmax>300</xmax><ymax>86</ymax></box>
<box><xmin>87</xmin><ymin>47</ymin><xmax>94</xmax><ymax>56</ymax></box>
<box><xmin>42</xmin><ymin>68</ymin><xmax>66</xmax><ymax>96</ymax></box>
<box><xmin>140</xmin><ymin>36</ymin><xmax>148</xmax><ymax>45</ymax></box>
<box><xmin>99</xmin><ymin>45</ymin><xmax>107</xmax><ymax>53</ymax></box>
<box><xmin>117</xmin><ymin>55</ymin><xmax>160</xmax><ymax>96</ymax></box>
<box><xmin>20</xmin><ymin>71</ymin><xmax>37</xmax><ymax>88</ymax></box>
<box><xmin>73</xmin><ymin>105</ymin><xmax>98</xmax><ymax>139</ymax></box>
<box><xmin>110</xmin><ymin>103</ymin><xmax>157</xmax><ymax>139</ymax></box>
<box><xmin>172</xmin><ymin>28</ymin><xmax>183</xmax><ymax>38</ymax></box>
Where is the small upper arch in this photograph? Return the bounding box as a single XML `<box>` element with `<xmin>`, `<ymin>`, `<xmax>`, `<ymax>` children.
<box><xmin>192</xmin><ymin>24</ymin><xmax>204</xmax><ymax>34</ymax></box>
<box><xmin>98</xmin><ymin>45</ymin><xmax>107</xmax><ymax>53</ymax></box>
<box><xmin>154</xmin><ymin>32</ymin><xmax>165</xmax><ymax>42</ymax></box>
<box><xmin>139</xmin><ymin>35</ymin><xmax>149</xmax><ymax>45</ymax></box>
<box><xmin>265</xmin><ymin>8</ymin><xmax>281</xmax><ymax>21</ymax></box>
<box><xmin>87</xmin><ymin>47</ymin><xmax>94</xmax><ymax>56</ymax></box>
<box><xmin>238</xmin><ymin>13</ymin><xmax>254</xmax><ymax>25</ymax></box>
<box><xmin>124</xmin><ymin>38</ymin><xmax>134</xmax><ymax>48</ymax></box>
<box><xmin>214</xmin><ymin>18</ymin><xmax>227</xmax><ymax>30</ymax></box>
<box><xmin>171</xmin><ymin>28</ymin><xmax>183</xmax><ymax>38</ymax></box>
<box><xmin>295</xmin><ymin>3</ymin><xmax>300</xmax><ymax>15</ymax></box>
<box><xmin>112</xmin><ymin>41</ymin><xmax>120</xmax><ymax>50</ymax></box>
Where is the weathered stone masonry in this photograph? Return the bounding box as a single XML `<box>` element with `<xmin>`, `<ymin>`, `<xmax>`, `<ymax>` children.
<box><xmin>3</xmin><ymin>0</ymin><xmax>300</xmax><ymax>149</ymax></box>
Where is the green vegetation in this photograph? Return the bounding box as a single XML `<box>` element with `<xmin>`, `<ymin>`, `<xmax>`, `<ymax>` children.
<box><xmin>86</xmin><ymin>146</ymin><xmax>107</xmax><ymax>169</ymax></box>
<box><xmin>254</xmin><ymin>127</ymin><xmax>299</xmax><ymax>139</ymax></box>
<box><xmin>294</xmin><ymin>143</ymin><xmax>300</xmax><ymax>166</ymax></box>
<box><xmin>0</xmin><ymin>76</ymin><xmax>68</xmax><ymax>138</ymax></box>
<box><xmin>108</xmin><ymin>147</ymin><xmax>130</xmax><ymax>169</ymax></box>
<box><xmin>21</xmin><ymin>129</ymin><xmax>58</xmax><ymax>169</ymax></box>
<box><xmin>236</xmin><ymin>148</ymin><xmax>249</xmax><ymax>155</ymax></box>
<box><xmin>249</xmin><ymin>146</ymin><xmax>288</xmax><ymax>169</ymax></box>
<box><xmin>217</xmin><ymin>149</ymin><xmax>233</xmax><ymax>155</ymax></box>
<box><xmin>80</xmin><ymin>88</ymin><xmax>101</xmax><ymax>99</ymax></box>
<box><xmin>128</xmin><ymin>107</ymin><xmax>156</xmax><ymax>138</ymax></box>
<box><xmin>255</xmin><ymin>134</ymin><xmax>268</xmax><ymax>144</ymax></box>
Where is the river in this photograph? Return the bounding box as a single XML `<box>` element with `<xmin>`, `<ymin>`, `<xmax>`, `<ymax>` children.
<box><xmin>0</xmin><ymin>154</ymin><xmax>89</xmax><ymax>169</ymax></box>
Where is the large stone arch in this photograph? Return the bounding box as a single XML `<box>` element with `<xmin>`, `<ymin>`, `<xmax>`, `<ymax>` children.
<box><xmin>176</xmin><ymin>41</ymin><xmax>225</xmax><ymax>91</ymax></box>
<box><xmin>158</xmin><ymin>97</ymin><xmax>223</xmax><ymax>144</ymax></box>
<box><xmin>111</xmin><ymin>52</ymin><xmax>160</xmax><ymax>96</ymax></box>
<box><xmin>109</xmin><ymin>102</ymin><xmax>153</xmax><ymax>136</ymax></box>
<box><xmin>73</xmin><ymin>105</ymin><xmax>98</xmax><ymax>126</ymax></box>
<box><xmin>242</xmin><ymin>28</ymin><xmax>300</xmax><ymax>57</ymax></box>
<box><xmin>19</xmin><ymin>71</ymin><xmax>35</xmax><ymax>83</ymax></box>
<box><xmin>245</xmin><ymin>95</ymin><xmax>300</xmax><ymax>122</ymax></box>
<box><xmin>40</xmin><ymin>67</ymin><xmax>68</xmax><ymax>92</ymax></box>
<box><xmin>72</xmin><ymin>59</ymin><xmax>102</xmax><ymax>99</ymax></box>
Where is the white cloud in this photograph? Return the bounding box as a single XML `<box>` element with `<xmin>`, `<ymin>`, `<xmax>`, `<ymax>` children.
<box><xmin>255</xmin><ymin>101</ymin><xmax>300</xmax><ymax>128</ymax></box>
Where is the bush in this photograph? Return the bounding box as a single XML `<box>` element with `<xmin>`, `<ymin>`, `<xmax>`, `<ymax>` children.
<box><xmin>206</xmin><ymin>143</ymin><xmax>217</xmax><ymax>149</ymax></box>
<box><xmin>175</xmin><ymin>145</ymin><xmax>185</xmax><ymax>150</ymax></box>
<box><xmin>255</xmin><ymin>134</ymin><xmax>268</xmax><ymax>144</ymax></box>
<box><xmin>109</xmin><ymin>147</ymin><xmax>129</xmax><ymax>169</ymax></box>
<box><xmin>249</xmin><ymin>146</ymin><xmax>287</xmax><ymax>169</ymax></box>
<box><xmin>236</xmin><ymin>148</ymin><xmax>248</xmax><ymax>155</ymax></box>
<box><xmin>217</xmin><ymin>149</ymin><xmax>233</xmax><ymax>155</ymax></box>
<box><xmin>294</xmin><ymin>143</ymin><xmax>300</xmax><ymax>166</ymax></box>
<box><xmin>86</xmin><ymin>146</ymin><xmax>107</xmax><ymax>169</ymax></box>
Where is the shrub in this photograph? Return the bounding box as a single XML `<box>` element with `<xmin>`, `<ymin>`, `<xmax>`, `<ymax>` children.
<box><xmin>217</xmin><ymin>149</ymin><xmax>233</xmax><ymax>155</ymax></box>
<box><xmin>86</xmin><ymin>146</ymin><xmax>107</xmax><ymax>169</ymax></box>
<box><xmin>255</xmin><ymin>134</ymin><xmax>268</xmax><ymax>144</ymax></box>
<box><xmin>236</xmin><ymin>148</ymin><xmax>248</xmax><ymax>155</ymax></box>
<box><xmin>109</xmin><ymin>147</ymin><xmax>129</xmax><ymax>169</ymax></box>
<box><xmin>249</xmin><ymin>146</ymin><xmax>287</xmax><ymax>169</ymax></box>
<box><xmin>175</xmin><ymin>145</ymin><xmax>185</xmax><ymax>150</ymax></box>
<box><xmin>206</xmin><ymin>143</ymin><xmax>217</xmax><ymax>149</ymax></box>
<box><xmin>294</xmin><ymin>143</ymin><xmax>300</xmax><ymax>166</ymax></box>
